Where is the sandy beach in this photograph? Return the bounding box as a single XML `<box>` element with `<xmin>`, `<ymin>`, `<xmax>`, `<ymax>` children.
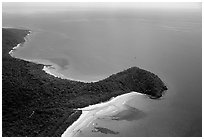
<box><xmin>61</xmin><ymin>91</ymin><xmax>144</xmax><ymax>137</ymax></box>
<box><xmin>42</xmin><ymin>66</ymin><xmax>68</xmax><ymax>79</ymax></box>
<box><xmin>43</xmin><ymin>65</ymin><xmax>105</xmax><ymax>82</ymax></box>
<box><xmin>7</xmin><ymin>29</ymin><xmax>107</xmax><ymax>83</ymax></box>
<box><xmin>9</xmin><ymin>30</ymin><xmax>31</xmax><ymax>56</ymax></box>
<box><xmin>9</xmin><ymin>43</ymin><xmax>21</xmax><ymax>55</ymax></box>
<box><xmin>9</xmin><ymin>33</ymin><xmax>68</xmax><ymax>80</ymax></box>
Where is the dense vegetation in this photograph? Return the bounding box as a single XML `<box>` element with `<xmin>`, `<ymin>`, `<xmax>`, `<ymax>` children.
<box><xmin>2</xmin><ymin>28</ymin><xmax>167</xmax><ymax>137</ymax></box>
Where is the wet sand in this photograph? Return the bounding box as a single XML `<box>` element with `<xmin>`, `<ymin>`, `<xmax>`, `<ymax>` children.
<box><xmin>9</xmin><ymin>31</ymin><xmax>31</xmax><ymax>55</ymax></box>
<box><xmin>61</xmin><ymin>92</ymin><xmax>144</xmax><ymax>137</ymax></box>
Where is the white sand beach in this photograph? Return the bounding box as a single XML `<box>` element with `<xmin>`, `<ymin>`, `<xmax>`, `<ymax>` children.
<box><xmin>9</xmin><ymin>43</ymin><xmax>21</xmax><ymax>55</ymax></box>
<box><xmin>42</xmin><ymin>66</ymin><xmax>68</xmax><ymax>79</ymax></box>
<box><xmin>9</xmin><ymin>31</ymin><xmax>31</xmax><ymax>56</ymax></box>
<box><xmin>18</xmin><ymin>57</ymin><xmax>68</xmax><ymax>80</ymax></box>
<box><xmin>7</xmin><ymin>29</ymin><xmax>103</xmax><ymax>82</ymax></box>
<box><xmin>61</xmin><ymin>92</ymin><xmax>144</xmax><ymax>137</ymax></box>
<box><xmin>43</xmin><ymin>65</ymin><xmax>103</xmax><ymax>82</ymax></box>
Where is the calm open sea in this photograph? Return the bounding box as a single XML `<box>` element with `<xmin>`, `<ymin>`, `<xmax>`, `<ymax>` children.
<box><xmin>3</xmin><ymin>4</ymin><xmax>202</xmax><ymax>136</ymax></box>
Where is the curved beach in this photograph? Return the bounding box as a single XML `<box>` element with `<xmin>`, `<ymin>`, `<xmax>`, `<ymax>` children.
<box><xmin>61</xmin><ymin>91</ymin><xmax>144</xmax><ymax>137</ymax></box>
<box><xmin>9</xmin><ymin>30</ymin><xmax>31</xmax><ymax>55</ymax></box>
<box><xmin>3</xmin><ymin>2</ymin><xmax>201</xmax><ymax>136</ymax></box>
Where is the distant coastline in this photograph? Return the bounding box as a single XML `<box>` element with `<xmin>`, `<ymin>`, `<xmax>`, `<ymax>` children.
<box><xmin>9</xmin><ymin>30</ymin><xmax>31</xmax><ymax>55</ymax></box>
<box><xmin>6</xmin><ymin>29</ymin><xmax>100</xmax><ymax>82</ymax></box>
<box><xmin>2</xmin><ymin>28</ymin><xmax>167</xmax><ymax>137</ymax></box>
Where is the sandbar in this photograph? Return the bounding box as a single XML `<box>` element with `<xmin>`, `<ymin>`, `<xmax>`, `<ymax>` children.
<box><xmin>61</xmin><ymin>91</ymin><xmax>144</xmax><ymax>137</ymax></box>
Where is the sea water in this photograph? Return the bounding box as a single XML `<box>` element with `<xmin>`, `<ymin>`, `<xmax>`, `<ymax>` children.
<box><xmin>3</xmin><ymin>3</ymin><xmax>202</xmax><ymax>136</ymax></box>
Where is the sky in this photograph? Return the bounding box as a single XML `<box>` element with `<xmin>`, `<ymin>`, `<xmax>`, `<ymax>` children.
<box><xmin>2</xmin><ymin>2</ymin><xmax>201</xmax><ymax>14</ymax></box>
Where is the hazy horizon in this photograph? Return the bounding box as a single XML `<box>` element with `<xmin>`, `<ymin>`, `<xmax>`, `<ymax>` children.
<box><xmin>2</xmin><ymin>2</ymin><xmax>202</xmax><ymax>137</ymax></box>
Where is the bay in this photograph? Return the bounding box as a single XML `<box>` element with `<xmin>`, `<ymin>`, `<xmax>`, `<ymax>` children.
<box><xmin>3</xmin><ymin>4</ymin><xmax>202</xmax><ymax>136</ymax></box>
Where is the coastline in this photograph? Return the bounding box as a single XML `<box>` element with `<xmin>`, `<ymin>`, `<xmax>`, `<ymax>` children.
<box><xmin>41</xmin><ymin>60</ymin><xmax>104</xmax><ymax>82</ymax></box>
<box><xmin>6</xmin><ymin>29</ymin><xmax>72</xmax><ymax>81</ymax></box>
<box><xmin>7</xmin><ymin>29</ymin><xmax>103</xmax><ymax>82</ymax></box>
<box><xmin>8</xmin><ymin>30</ymin><xmax>31</xmax><ymax>55</ymax></box>
<box><xmin>42</xmin><ymin>66</ymin><xmax>68</xmax><ymax>79</ymax></box>
<box><xmin>2</xmin><ymin>28</ymin><xmax>167</xmax><ymax>137</ymax></box>
<box><xmin>6</xmin><ymin>32</ymin><xmax>146</xmax><ymax>136</ymax></box>
<box><xmin>61</xmin><ymin>91</ymin><xmax>144</xmax><ymax>137</ymax></box>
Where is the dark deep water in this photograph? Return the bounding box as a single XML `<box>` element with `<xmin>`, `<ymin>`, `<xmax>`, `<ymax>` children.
<box><xmin>3</xmin><ymin>3</ymin><xmax>202</xmax><ymax>136</ymax></box>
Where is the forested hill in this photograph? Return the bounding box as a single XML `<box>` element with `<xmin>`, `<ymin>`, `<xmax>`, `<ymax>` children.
<box><xmin>2</xmin><ymin>28</ymin><xmax>167</xmax><ymax>137</ymax></box>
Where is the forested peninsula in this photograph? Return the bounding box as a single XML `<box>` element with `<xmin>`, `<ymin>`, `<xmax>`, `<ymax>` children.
<box><xmin>2</xmin><ymin>28</ymin><xmax>167</xmax><ymax>137</ymax></box>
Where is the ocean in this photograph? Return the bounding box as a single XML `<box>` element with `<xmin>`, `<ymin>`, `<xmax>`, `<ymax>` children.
<box><xmin>3</xmin><ymin>3</ymin><xmax>202</xmax><ymax>136</ymax></box>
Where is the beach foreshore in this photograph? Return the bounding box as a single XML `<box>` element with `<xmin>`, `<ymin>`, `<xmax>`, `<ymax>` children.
<box><xmin>6</xmin><ymin>29</ymin><xmax>129</xmax><ymax>84</ymax></box>
<box><xmin>42</xmin><ymin>66</ymin><xmax>68</xmax><ymax>79</ymax></box>
<box><xmin>8</xmin><ymin>31</ymin><xmax>31</xmax><ymax>55</ymax></box>
<box><xmin>43</xmin><ymin>66</ymin><xmax>104</xmax><ymax>82</ymax></box>
<box><xmin>7</xmin><ymin>31</ymin><xmax>71</xmax><ymax>80</ymax></box>
<box><xmin>8</xmin><ymin>29</ymin><xmax>103</xmax><ymax>82</ymax></box>
<box><xmin>61</xmin><ymin>91</ymin><xmax>144</xmax><ymax>137</ymax></box>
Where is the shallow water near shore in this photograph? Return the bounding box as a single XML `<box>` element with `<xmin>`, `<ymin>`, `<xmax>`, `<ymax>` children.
<box><xmin>3</xmin><ymin>3</ymin><xmax>202</xmax><ymax>136</ymax></box>
<box><xmin>61</xmin><ymin>92</ymin><xmax>147</xmax><ymax>137</ymax></box>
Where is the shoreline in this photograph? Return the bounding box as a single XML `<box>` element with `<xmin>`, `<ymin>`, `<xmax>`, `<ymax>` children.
<box><xmin>8</xmin><ymin>29</ymin><xmax>104</xmax><ymax>83</ymax></box>
<box><xmin>6</xmin><ymin>29</ymin><xmax>74</xmax><ymax>81</ymax></box>
<box><xmin>42</xmin><ymin>66</ymin><xmax>68</xmax><ymax>79</ymax></box>
<box><xmin>2</xmin><ymin>28</ymin><xmax>167</xmax><ymax>137</ymax></box>
<box><xmin>42</xmin><ymin>63</ymin><xmax>106</xmax><ymax>83</ymax></box>
<box><xmin>8</xmin><ymin>30</ymin><xmax>31</xmax><ymax>55</ymax></box>
<box><xmin>6</xmin><ymin>34</ymin><xmax>154</xmax><ymax>136</ymax></box>
<box><xmin>61</xmin><ymin>91</ymin><xmax>144</xmax><ymax>137</ymax></box>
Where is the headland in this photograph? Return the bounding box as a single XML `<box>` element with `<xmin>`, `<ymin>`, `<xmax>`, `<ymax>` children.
<box><xmin>2</xmin><ymin>28</ymin><xmax>167</xmax><ymax>137</ymax></box>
